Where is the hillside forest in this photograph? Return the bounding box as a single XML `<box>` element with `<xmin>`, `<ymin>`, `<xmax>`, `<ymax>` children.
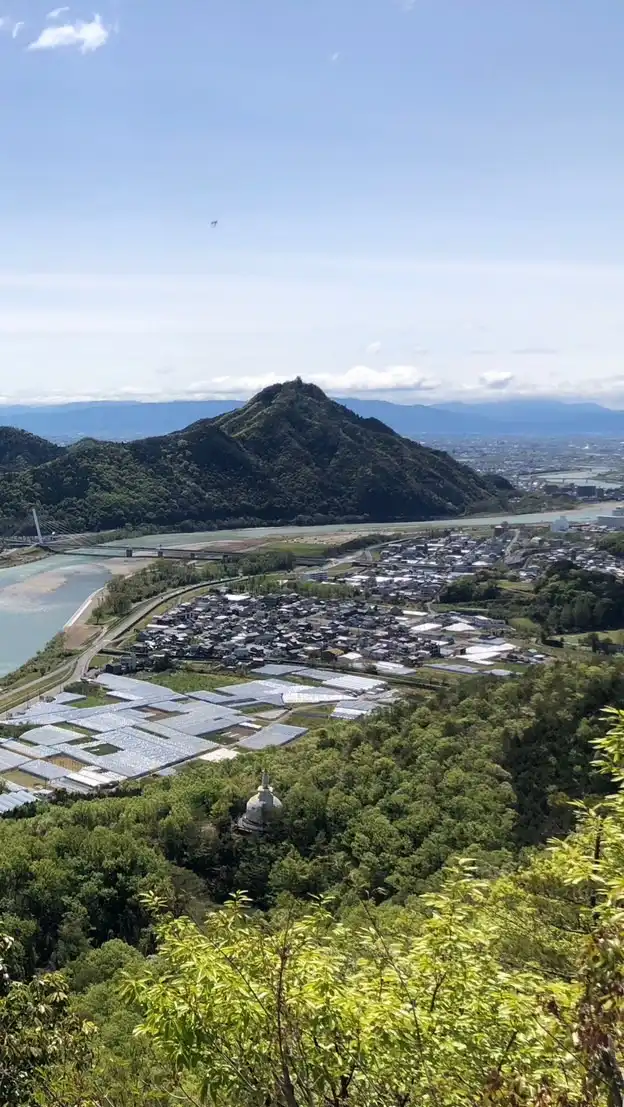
<box><xmin>441</xmin><ymin>560</ymin><xmax>624</xmax><ymax>635</ymax></box>
<box><xmin>4</xmin><ymin>658</ymin><xmax>624</xmax><ymax>1103</ymax></box>
<box><xmin>0</xmin><ymin>381</ymin><xmax>513</xmax><ymax>536</ymax></box>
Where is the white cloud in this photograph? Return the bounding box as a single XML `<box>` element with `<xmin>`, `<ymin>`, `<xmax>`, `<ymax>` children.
<box><xmin>12</xmin><ymin>20</ymin><xmax>23</xmax><ymax>37</ymax></box>
<box><xmin>365</xmin><ymin>341</ymin><xmax>381</xmax><ymax>355</ymax></box>
<box><xmin>330</xmin><ymin>51</ymin><xmax>340</xmax><ymax>63</ymax></box>
<box><xmin>2</xmin><ymin>260</ymin><xmax>624</xmax><ymax>404</ymax></box>
<box><xmin>479</xmin><ymin>372</ymin><xmax>514</xmax><ymax>391</ymax></box>
<box><xmin>319</xmin><ymin>365</ymin><xmax>439</xmax><ymax>393</ymax></box>
<box><xmin>27</xmin><ymin>13</ymin><xmax>109</xmax><ymax>53</ymax></box>
<box><xmin>173</xmin><ymin>365</ymin><xmax>439</xmax><ymax>401</ymax></box>
<box><xmin>47</xmin><ymin>6</ymin><xmax>70</xmax><ymax>19</ymax></box>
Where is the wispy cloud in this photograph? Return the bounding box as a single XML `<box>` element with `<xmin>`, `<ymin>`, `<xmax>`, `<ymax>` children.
<box><xmin>47</xmin><ymin>5</ymin><xmax>70</xmax><ymax>18</ymax></box>
<box><xmin>176</xmin><ymin>366</ymin><xmax>440</xmax><ymax>400</ymax></box>
<box><xmin>27</xmin><ymin>12</ymin><xmax>109</xmax><ymax>53</ymax></box>
<box><xmin>0</xmin><ymin>15</ymin><xmax>24</xmax><ymax>38</ymax></box>
<box><xmin>333</xmin><ymin>365</ymin><xmax>439</xmax><ymax>392</ymax></box>
<box><xmin>479</xmin><ymin>371</ymin><xmax>514</xmax><ymax>391</ymax></box>
<box><xmin>512</xmin><ymin>346</ymin><xmax>558</xmax><ymax>357</ymax></box>
<box><xmin>330</xmin><ymin>51</ymin><xmax>340</xmax><ymax>63</ymax></box>
<box><xmin>365</xmin><ymin>341</ymin><xmax>381</xmax><ymax>355</ymax></box>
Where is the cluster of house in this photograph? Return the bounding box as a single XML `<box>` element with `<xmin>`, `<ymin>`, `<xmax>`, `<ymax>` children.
<box><xmin>336</xmin><ymin>533</ymin><xmax>514</xmax><ymax>602</ymax></box>
<box><xmin>505</xmin><ymin>524</ymin><xmax>624</xmax><ymax>583</ymax></box>
<box><xmin>444</xmin><ymin>441</ymin><xmax>619</xmax><ymax>485</ymax></box>
<box><xmin>2</xmin><ymin>529</ymin><xmax>583</xmax><ymax>814</ymax></box>
<box><xmin>0</xmin><ymin>667</ymin><xmax>397</xmax><ymax>809</ymax></box>
<box><xmin>129</xmin><ymin>580</ymin><xmax>528</xmax><ymax>676</ymax></box>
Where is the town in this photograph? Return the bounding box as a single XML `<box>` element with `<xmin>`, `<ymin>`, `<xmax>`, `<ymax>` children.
<box><xmin>3</xmin><ymin>515</ymin><xmax>624</xmax><ymax>810</ymax></box>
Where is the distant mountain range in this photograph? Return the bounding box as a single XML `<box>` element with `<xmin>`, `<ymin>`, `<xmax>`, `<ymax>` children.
<box><xmin>0</xmin><ymin>396</ymin><xmax>622</xmax><ymax>442</ymax></box>
<box><xmin>0</xmin><ymin>381</ymin><xmax>512</xmax><ymax>535</ymax></box>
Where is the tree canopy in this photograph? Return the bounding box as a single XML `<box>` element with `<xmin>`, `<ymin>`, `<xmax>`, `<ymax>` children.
<box><xmin>9</xmin><ymin>709</ymin><xmax>624</xmax><ymax>1105</ymax></box>
<box><xmin>441</xmin><ymin>562</ymin><xmax>624</xmax><ymax>635</ymax></box>
<box><xmin>3</xmin><ymin>655</ymin><xmax>624</xmax><ymax>1102</ymax></box>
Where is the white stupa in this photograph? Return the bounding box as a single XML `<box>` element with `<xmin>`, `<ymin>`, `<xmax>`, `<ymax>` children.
<box><xmin>237</xmin><ymin>771</ymin><xmax>283</xmax><ymax>834</ymax></box>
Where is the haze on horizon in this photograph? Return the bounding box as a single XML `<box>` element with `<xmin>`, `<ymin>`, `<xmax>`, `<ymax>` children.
<box><xmin>1</xmin><ymin>1</ymin><xmax>623</xmax><ymax>406</ymax></box>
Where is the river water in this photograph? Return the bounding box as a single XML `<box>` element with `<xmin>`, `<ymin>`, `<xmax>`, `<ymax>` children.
<box><xmin>0</xmin><ymin>557</ymin><xmax>112</xmax><ymax>678</ymax></box>
<box><xmin>533</xmin><ymin>469</ymin><xmax>623</xmax><ymax>490</ymax></box>
<box><xmin>108</xmin><ymin>499</ymin><xmax>624</xmax><ymax>548</ymax></box>
<box><xmin>1</xmin><ymin>498</ymin><xmax>621</xmax><ymax>679</ymax></box>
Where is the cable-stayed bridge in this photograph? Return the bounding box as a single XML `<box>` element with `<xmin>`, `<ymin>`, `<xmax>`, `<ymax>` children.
<box><xmin>0</xmin><ymin>508</ymin><xmax>223</xmax><ymax>562</ymax></box>
<box><xmin>0</xmin><ymin>508</ymin><xmax>99</xmax><ymax>551</ymax></box>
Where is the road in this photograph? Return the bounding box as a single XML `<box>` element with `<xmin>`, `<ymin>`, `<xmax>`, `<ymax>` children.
<box><xmin>504</xmin><ymin>528</ymin><xmax>522</xmax><ymax>562</ymax></box>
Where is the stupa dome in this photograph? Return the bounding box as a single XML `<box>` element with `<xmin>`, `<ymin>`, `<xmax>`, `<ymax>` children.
<box><xmin>237</xmin><ymin>770</ymin><xmax>282</xmax><ymax>834</ymax></box>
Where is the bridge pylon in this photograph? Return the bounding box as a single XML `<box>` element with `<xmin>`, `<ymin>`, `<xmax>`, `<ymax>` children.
<box><xmin>31</xmin><ymin>507</ymin><xmax>43</xmax><ymax>544</ymax></box>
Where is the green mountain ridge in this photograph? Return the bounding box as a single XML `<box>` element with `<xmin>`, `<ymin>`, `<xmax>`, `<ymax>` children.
<box><xmin>0</xmin><ymin>380</ymin><xmax>512</xmax><ymax>535</ymax></box>
<box><xmin>0</xmin><ymin>426</ymin><xmax>62</xmax><ymax>470</ymax></box>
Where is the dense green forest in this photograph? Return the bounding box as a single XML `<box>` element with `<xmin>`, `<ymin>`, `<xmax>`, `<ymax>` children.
<box><xmin>598</xmin><ymin>530</ymin><xmax>624</xmax><ymax>556</ymax></box>
<box><xmin>0</xmin><ymin>381</ymin><xmax>513</xmax><ymax>536</ymax></box>
<box><xmin>0</xmin><ymin>426</ymin><xmax>61</xmax><ymax>470</ymax></box>
<box><xmin>1</xmin><ymin>658</ymin><xmax>620</xmax><ymax>977</ymax></box>
<box><xmin>4</xmin><ymin>658</ymin><xmax>624</xmax><ymax>1102</ymax></box>
<box><xmin>441</xmin><ymin>560</ymin><xmax>624</xmax><ymax>633</ymax></box>
<box><xmin>532</xmin><ymin>562</ymin><xmax>624</xmax><ymax>632</ymax></box>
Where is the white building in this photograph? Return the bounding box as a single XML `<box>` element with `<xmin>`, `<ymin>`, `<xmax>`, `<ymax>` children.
<box><xmin>597</xmin><ymin>511</ymin><xmax>624</xmax><ymax>530</ymax></box>
<box><xmin>550</xmin><ymin>516</ymin><xmax>570</xmax><ymax>533</ymax></box>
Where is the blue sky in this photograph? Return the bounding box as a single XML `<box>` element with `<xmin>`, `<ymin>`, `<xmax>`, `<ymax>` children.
<box><xmin>1</xmin><ymin>0</ymin><xmax>624</xmax><ymax>404</ymax></box>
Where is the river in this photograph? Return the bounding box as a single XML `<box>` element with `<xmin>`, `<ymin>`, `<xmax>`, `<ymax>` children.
<box><xmin>0</xmin><ymin>557</ymin><xmax>112</xmax><ymax>678</ymax></box>
<box><xmin>531</xmin><ymin>469</ymin><xmax>623</xmax><ymax>490</ymax></box>
<box><xmin>0</xmin><ymin>498</ymin><xmax>621</xmax><ymax>679</ymax></box>
<box><xmin>101</xmin><ymin>498</ymin><xmax>624</xmax><ymax>548</ymax></box>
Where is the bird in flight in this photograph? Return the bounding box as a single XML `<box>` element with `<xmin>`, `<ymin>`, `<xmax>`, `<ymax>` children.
<box><xmin>211</xmin><ymin>220</ymin><xmax>218</xmax><ymax>228</ymax></box>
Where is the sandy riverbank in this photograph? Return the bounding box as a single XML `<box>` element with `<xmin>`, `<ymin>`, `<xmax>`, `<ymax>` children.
<box><xmin>0</xmin><ymin>546</ymin><xmax>51</xmax><ymax>570</ymax></box>
<box><xmin>169</xmin><ymin>528</ymin><xmax>376</xmax><ymax>554</ymax></box>
<box><xmin>106</xmin><ymin>557</ymin><xmax>155</xmax><ymax>577</ymax></box>
<box><xmin>0</xmin><ymin>570</ymin><xmax>75</xmax><ymax>611</ymax></box>
<box><xmin>0</xmin><ymin>556</ymin><xmax>154</xmax><ymax>613</ymax></box>
<box><xmin>62</xmin><ymin>557</ymin><xmax>154</xmax><ymax>649</ymax></box>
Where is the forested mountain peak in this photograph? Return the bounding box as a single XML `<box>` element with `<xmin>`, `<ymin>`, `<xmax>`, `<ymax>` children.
<box><xmin>0</xmin><ymin>381</ymin><xmax>512</xmax><ymax>535</ymax></box>
<box><xmin>217</xmin><ymin>377</ymin><xmax>397</xmax><ymax>440</ymax></box>
<box><xmin>255</xmin><ymin>377</ymin><xmax>330</xmax><ymax>406</ymax></box>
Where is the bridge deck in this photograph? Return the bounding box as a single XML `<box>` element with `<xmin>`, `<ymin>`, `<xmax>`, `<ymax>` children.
<box><xmin>59</xmin><ymin>545</ymin><xmax>223</xmax><ymax>561</ymax></box>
